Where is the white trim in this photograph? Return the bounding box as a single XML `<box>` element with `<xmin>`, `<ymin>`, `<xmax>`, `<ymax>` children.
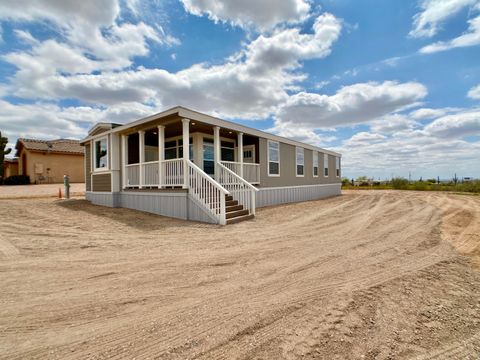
<box><xmin>81</xmin><ymin>106</ymin><xmax>341</xmax><ymax>157</ymax></box>
<box><xmin>336</xmin><ymin>156</ymin><xmax>341</xmax><ymax>178</ymax></box>
<box><xmin>295</xmin><ymin>146</ymin><xmax>304</xmax><ymax>178</ymax></box>
<box><xmin>267</xmin><ymin>140</ymin><xmax>280</xmax><ymax>177</ymax></box>
<box><xmin>259</xmin><ymin>183</ymin><xmax>340</xmax><ymax>190</ymax></box>
<box><xmin>323</xmin><ymin>153</ymin><xmax>329</xmax><ymax>178</ymax></box>
<box><xmin>93</xmin><ymin>136</ymin><xmax>109</xmax><ymax>172</ymax></box>
<box><xmin>237</xmin><ymin>132</ymin><xmax>243</xmax><ymax>178</ymax></box>
<box><xmin>313</xmin><ymin>151</ymin><xmax>319</xmax><ymax>178</ymax></box>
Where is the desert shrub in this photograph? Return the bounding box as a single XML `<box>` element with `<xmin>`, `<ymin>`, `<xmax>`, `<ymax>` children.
<box><xmin>3</xmin><ymin>175</ymin><xmax>30</xmax><ymax>185</ymax></box>
<box><xmin>412</xmin><ymin>181</ymin><xmax>427</xmax><ymax>191</ymax></box>
<box><xmin>391</xmin><ymin>177</ymin><xmax>409</xmax><ymax>190</ymax></box>
<box><xmin>426</xmin><ymin>178</ymin><xmax>437</xmax><ymax>184</ymax></box>
<box><xmin>455</xmin><ymin>180</ymin><xmax>480</xmax><ymax>193</ymax></box>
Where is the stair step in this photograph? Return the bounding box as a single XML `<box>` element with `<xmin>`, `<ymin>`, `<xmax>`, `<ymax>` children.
<box><xmin>226</xmin><ymin>214</ymin><xmax>255</xmax><ymax>225</ymax></box>
<box><xmin>226</xmin><ymin>205</ymin><xmax>243</xmax><ymax>212</ymax></box>
<box><xmin>225</xmin><ymin>195</ymin><xmax>233</xmax><ymax>201</ymax></box>
<box><xmin>225</xmin><ymin>200</ymin><xmax>238</xmax><ymax>206</ymax></box>
<box><xmin>226</xmin><ymin>209</ymin><xmax>249</xmax><ymax>219</ymax></box>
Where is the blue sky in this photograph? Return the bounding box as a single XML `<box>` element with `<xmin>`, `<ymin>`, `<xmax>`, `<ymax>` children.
<box><xmin>0</xmin><ymin>0</ymin><xmax>479</xmax><ymax>179</ymax></box>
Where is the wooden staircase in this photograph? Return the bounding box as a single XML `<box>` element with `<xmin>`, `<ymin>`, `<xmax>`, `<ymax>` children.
<box><xmin>225</xmin><ymin>195</ymin><xmax>254</xmax><ymax>224</ymax></box>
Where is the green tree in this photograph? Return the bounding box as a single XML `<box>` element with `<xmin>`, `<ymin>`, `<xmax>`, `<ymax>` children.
<box><xmin>0</xmin><ymin>131</ymin><xmax>12</xmax><ymax>182</ymax></box>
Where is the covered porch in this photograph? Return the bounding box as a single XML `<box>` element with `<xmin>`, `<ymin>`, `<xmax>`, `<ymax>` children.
<box><xmin>121</xmin><ymin>117</ymin><xmax>260</xmax><ymax>189</ymax></box>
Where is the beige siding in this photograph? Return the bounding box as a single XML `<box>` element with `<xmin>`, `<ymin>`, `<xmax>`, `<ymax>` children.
<box><xmin>259</xmin><ymin>138</ymin><xmax>340</xmax><ymax>187</ymax></box>
<box><xmin>85</xmin><ymin>144</ymin><xmax>91</xmax><ymax>191</ymax></box>
<box><xmin>92</xmin><ymin>173</ymin><xmax>112</xmax><ymax>192</ymax></box>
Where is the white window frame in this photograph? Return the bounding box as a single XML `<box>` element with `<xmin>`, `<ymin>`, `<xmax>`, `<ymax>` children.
<box><xmin>324</xmin><ymin>153</ymin><xmax>329</xmax><ymax>177</ymax></box>
<box><xmin>267</xmin><ymin>140</ymin><xmax>280</xmax><ymax>177</ymax></box>
<box><xmin>336</xmin><ymin>156</ymin><xmax>341</xmax><ymax>178</ymax></box>
<box><xmin>313</xmin><ymin>151</ymin><xmax>318</xmax><ymax>177</ymax></box>
<box><xmin>93</xmin><ymin>136</ymin><xmax>109</xmax><ymax>171</ymax></box>
<box><xmin>296</xmin><ymin>147</ymin><xmax>304</xmax><ymax>177</ymax></box>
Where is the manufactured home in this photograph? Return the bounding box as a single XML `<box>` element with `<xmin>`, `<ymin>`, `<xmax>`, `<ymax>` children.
<box><xmin>81</xmin><ymin>106</ymin><xmax>341</xmax><ymax>224</ymax></box>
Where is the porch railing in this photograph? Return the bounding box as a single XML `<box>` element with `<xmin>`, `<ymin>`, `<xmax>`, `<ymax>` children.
<box><xmin>126</xmin><ymin>164</ymin><xmax>140</xmax><ymax>187</ymax></box>
<box><xmin>217</xmin><ymin>162</ymin><xmax>259</xmax><ymax>216</ymax></box>
<box><xmin>220</xmin><ymin>161</ymin><xmax>260</xmax><ymax>184</ymax></box>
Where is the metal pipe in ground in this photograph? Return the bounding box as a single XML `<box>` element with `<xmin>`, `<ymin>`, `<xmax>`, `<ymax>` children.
<box><xmin>63</xmin><ymin>175</ymin><xmax>70</xmax><ymax>199</ymax></box>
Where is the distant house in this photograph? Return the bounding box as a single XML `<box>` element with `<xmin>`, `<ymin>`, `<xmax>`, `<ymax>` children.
<box><xmin>3</xmin><ymin>158</ymin><xmax>19</xmax><ymax>178</ymax></box>
<box><xmin>81</xmin><ymin>106</ymin><xmax>342</xmax><ymax>225</ymax></box>
<box><xmin>15</xmin><ymin>139</ymin><xmax>85</xmax><ymax>183</ymax></box>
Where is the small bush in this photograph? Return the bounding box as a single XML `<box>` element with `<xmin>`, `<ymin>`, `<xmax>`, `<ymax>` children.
<box><xmin>3</xmin><ymin>175</ymin><xmax>30</xmax><ymax>185</ymax></box>
<box><xmin>413</xmin><ymin>181</ymin><xmax>427</xmax><ymax>191</ymax></box>
<box><xmin>391</xmin><ymin>177</ymin><xmax>409</xmax><ymax>190</ymax></box>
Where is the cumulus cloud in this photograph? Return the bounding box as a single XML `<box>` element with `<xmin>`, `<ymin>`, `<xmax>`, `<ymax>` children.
<box><xmin>180</xmin><ymin>0</ymin><xmax>311</xmax><ymax>31</ymax></box>
<box><xmin>420</xmin><ymin>15</ymin><xmax>480</xmax><ymax>53</ymax></box>
<box><xmin>468</xmin><ymin>84</ymin><xmax>480</xmax><ymax>99</ymax></box>
<box><xmin>2</xmin><ymin>13</ymin><xmax>342</xmax><ymax>120</ymax></box>
<box><xmin>409</xmin><ymin>0</ymin><xmax>479</xmax><ymax>38</ymax></box>
<box><xmin>0</xmin><ymin>1</ymin><xmax>177</xmax><ymax>72</ymax></box>
<box><xmin>335</xmin><ymin>106</ymin><xmax>480</xmax><ymax>178</ymax></box>
<box><xmin>424</xmin><ymin>109</ymin><xmax>480</xmax><ymax>137</ymax></box>
<box><xmin>274</xmin><ymin>81</ymin><xmax>427</xmax><ymax>130</ymax></box>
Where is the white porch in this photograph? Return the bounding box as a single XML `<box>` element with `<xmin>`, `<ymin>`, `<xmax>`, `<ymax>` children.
<box><xmin>119</xmin><ymin>118</ymin><xmax>260</xmax><ymax>225</ymax></box>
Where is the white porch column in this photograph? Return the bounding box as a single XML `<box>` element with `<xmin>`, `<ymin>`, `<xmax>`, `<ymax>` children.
<box><xmin>121</xmin><ymin>134</ymin><xmax>127</xmax><ymax>189</ymax></box>
<box><xmin>138</xmin><ymin>130</ymin><xmax>145</xmax><ymax>189</ymax></box>
<box><xmin>214</xmin><ymin>126</ymin><xmax>221</xmax><ymax>179</ymax></box>
<box><xmin>182</xmin><ymin>118</ymin><xmax>190</xmax><ymax>189</ymax></box>
<box><xmin>157</xmin><ymin>125</ymin><xmax>165</xmax><ymax>189</ymax></box>
<box><xmin>237</xmin><ymin>132</ymin><xmax>244</xmax><ymax>178</ymax></box>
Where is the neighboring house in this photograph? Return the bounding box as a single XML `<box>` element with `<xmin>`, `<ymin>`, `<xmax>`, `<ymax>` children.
<box><xmin>15</xmin><ymin>139</ymin><xmax>85</xmax><ymax>183</ymax></box>
<box><xmin>81</xmin><ymin>106</ymin><xmax>342</xmax><ymax>225</ymax></box>
<box><xmin>3</xmin><ymin>158</ymin><xmax>19</xmax><ymax>178</ymax></box>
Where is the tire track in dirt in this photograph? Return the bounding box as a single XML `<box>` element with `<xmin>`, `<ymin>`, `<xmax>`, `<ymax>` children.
<box><xmin>0</xmin><ymin>191</ymin><xmax>479</xmax><ymax>359</ymax></box>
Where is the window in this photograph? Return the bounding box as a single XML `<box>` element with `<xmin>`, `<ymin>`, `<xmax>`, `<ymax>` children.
<box><xmin>268</xmin><ymin>140</ymin><xmax>280</xmax><ymax>176</ymax></box>
<box><xmin>336</xmin><ymin>157</ymin><xmax>341</xmax><ymax>177</ymax></box>
<box><xmin>296</xmin><ymin>147</ymin><xmax>304</xmax><ymax>177</ymax></box>
<box><xmin>221</xmin><ymin>140</ymin><xmax>235</xmax><ymax>161</ymax></box>
<box><xmin>313</xmin><ymin>151</ymin><xmax>318</xmax><ymax>177</ymax></box>
<box><xmin>244</xmin><ymin>150</ymin><xmax>252</xmax><ymax>159</ymax></box>
<box><xmin>164</xmin><ymin>140</ymin><xmax>177</xmax><ymax>160</ymax></box>
<box><xmin>94</xmin><ymin>137</ymin><xmax>108</xmax><ymax>170</ymax></box>
<box><xmin>203</xmin><ymin>138</ymin><xmax>215</xmax><ymax>175</ymax></box>
<box><xmin>324</xmin><ymin>153</ymin><xmax>329</xmax><ymax>177</ymax></box>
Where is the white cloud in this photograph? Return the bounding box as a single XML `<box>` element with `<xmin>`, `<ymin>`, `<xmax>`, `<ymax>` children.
<box><xmin>2</xmin><ymin>13</ymin><xmax>342</xmax><ymax>121</ymax></box>
<box><xmin>180</xmin><ymin>0</ymin><xmax>311</xmax><ymax>31</ymax></box>
<box><xmin>409</xmin><ymin>0</ymin><xmax>479</xmax><ymax>38</ymax></box>
<box><xmin>424</xmin><ymin>109</ymin><xmax>480</xmax><ymax>137</ymax></box>
<box><xmin>370</xmin><ymin>114</ymin><xmax>420</xmax><ymax>133</ymax></box>
<box><xmin>274</xmin><ymin>81</ymin><xmax>427</xmax><ymax>129</ymax></box>
<box><xmin>0</xmin><ymin>1</ymin><xmax>177</xmax><ymax>72</ymax></box>
<box><xmin>468</xmin><ymin>84</ymin><xmax>480</xmax><ymax>99</ymax></box>
<box><xmin>420</xmin><ymin>15</ymin><xmax>480</xmax><ymax>53</ymax></box>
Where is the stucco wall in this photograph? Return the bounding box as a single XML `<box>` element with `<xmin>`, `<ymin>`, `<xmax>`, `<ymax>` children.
<box><xmin>18</xmin><ymin>149</ymin><xmax>85</xmax><ymax>183</ymax></box>
<box><xmin>258</xmin><ymin>138</ymin><xmax>340</xmax><ymax>187</ymax></box>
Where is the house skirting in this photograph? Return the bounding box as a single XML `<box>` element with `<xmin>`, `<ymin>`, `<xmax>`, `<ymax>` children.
<box><xmin>255</xmin><ymin>183</ymin><xmax>341</xmax><ymax>208</ymax></box>
<box><xmin>85</xmin><ymin>191</ymin><xmax>218</xmax><ymax>224</ymax></box>
<box><xmin>85</xmin><ymin>183</ymin><xmax>341</xmax><ymax>224</ymax></box>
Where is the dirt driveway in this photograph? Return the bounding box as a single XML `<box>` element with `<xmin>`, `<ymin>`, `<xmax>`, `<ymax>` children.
<box><xmin>0</xmin><ymin>190</ymin><xmax>479</xmax><ymax>359</ymax></box>
<box><xmin>0</xmin><ymin>183</ymin><xmax>85</xmax><ymax>199</ymax></box>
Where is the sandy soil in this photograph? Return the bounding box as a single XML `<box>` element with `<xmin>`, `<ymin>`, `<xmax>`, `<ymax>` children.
<box><xmin>0</xmin><ymin>183</ymin><xmax>85</xmax><ymax>199</ymax></box>
<box><xmin>0</xmin><ymin>190</ymin><xmax>479</xmax><ymax>359</ymax></box>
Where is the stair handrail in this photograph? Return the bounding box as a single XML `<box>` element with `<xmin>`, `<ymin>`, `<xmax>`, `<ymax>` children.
<box><xmin>216</xmin><ymin>162</ymin><xmax>258</xmax><ymax>216</ymax></box>
<box><xmin>186</xmin><ymin>159</ymin><xmax>229</xmax><ymax>225</ymax></box>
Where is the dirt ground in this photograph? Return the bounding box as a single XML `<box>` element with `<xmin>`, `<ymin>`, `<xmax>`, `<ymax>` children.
<box><xmin>0</xmin><ymin>183</ymin><xmax>85</xmax><ymax>199</ymax></box>
<box><xmin>0</xmin><ymin>190</ymin><xmax>479</xmax><ymax>359</ymax></box>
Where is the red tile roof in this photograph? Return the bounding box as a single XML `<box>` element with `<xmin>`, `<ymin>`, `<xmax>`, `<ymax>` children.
<box><xmin>15</xmin><ymin>139</ymin><xmax>84</xmax><ymax>156</ymax></box>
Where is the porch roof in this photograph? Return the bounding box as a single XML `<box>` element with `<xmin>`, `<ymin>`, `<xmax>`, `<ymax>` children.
<box><xmin>81</xmin><ymin>106</ymin><xmax>341</xmax><ymax>157</ymax></box>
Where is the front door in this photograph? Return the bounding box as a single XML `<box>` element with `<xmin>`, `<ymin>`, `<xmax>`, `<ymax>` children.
<box><xmin>243</xmin><ymin>145</ymin><xmax>255</xmax><ymax>163</ymax></box>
